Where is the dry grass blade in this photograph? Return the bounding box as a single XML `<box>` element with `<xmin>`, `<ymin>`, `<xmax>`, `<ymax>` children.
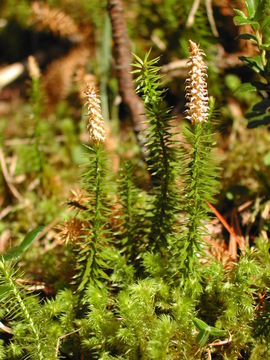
<box><xmin>0</xmin><ymin>321</ymin><xmax>13</xmax><ymax>334</ymax></box>
<box><xmin>0</xmin><ymin>147</ymin><xmax>23</xmax><ymax>202</ymax></box>
<box><xmin>186</xmin><ymin>0</ymin><xmax>201</xmax><ymax>28</ymax></box>
<box><xmin>55</xmin><ymin>329</ymin><xmax>80</xmax><ymax>359</ymax></box>
<box><xmin>207</xmin><ymin>201</ymin><xmax>245</xmax><ymax>259</ymax></box>
<box><xmin>205</xmin><ymin>0</ymin><xmax>219</xmax><ymax>37</ymax></box>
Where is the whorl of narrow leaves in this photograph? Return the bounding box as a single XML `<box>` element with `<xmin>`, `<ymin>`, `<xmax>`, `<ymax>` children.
<box><xmin>85</xmin><ymin>86</ymin><xmax>106</xmax><ymax>143</ymax></box>
<box><xmin>185</xmin><ymin>40</ymin><xmax>209</xmax><ymax>125</ymax></box>
<box><xmin>118</xmin><ymin>162</ymin><xmax>140</xmax><ymax>260</ymax></box>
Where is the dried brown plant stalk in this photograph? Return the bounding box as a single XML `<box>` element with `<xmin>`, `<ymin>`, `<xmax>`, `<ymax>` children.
<box><xmin>185</xmin><ymin>40</ymin><xmax>209</xmax><ymax>125</ymax></box>
<box><xmin>30</xmin><ymin>2</ymin><xmax>81</xmax><ymax>41</ymax></box>
<box><xmin>107</xmin><ymin>0</ymin><xmax>147</xmax><ymax>154</ymax></box>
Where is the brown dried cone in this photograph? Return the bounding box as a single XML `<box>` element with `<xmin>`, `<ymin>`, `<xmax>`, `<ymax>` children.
<box><xmin>84</xmin><ymin>86</ymin><xmax>106</xmax><ymax>143</ymax></box>
<box><xmin>185</xmin><ymin>40</ymin><xmax>209</xmax><ymax>125</ymax></box>
<box><xmin>74</xmin><ymin>67</ymin><xmax>97</xmax><ymax>103</ymax></box>
<box><xmin>30</xmin><ymin>2</ymin><xmax>82</xmax><ymax>41</ymax></box>
<box><xmin>58</xmin><ymin>218</ymin><xmax>87</xmax><ymax>245</ymax></box>
<box><xmin>43</xmin><ymin>46</ymin><xmax>90</xmax><ymax>108</ymax></box>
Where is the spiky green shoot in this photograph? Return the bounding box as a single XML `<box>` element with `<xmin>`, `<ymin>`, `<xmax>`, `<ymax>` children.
<box><xmin>0</xmin><ymin>259</ymin><xmax>44</xmax><ymax>360</ymax></box>
<box><xmin>133</xmin><ymin>51</ymin><xmax>179</xmax><ymax>252</ymax></box>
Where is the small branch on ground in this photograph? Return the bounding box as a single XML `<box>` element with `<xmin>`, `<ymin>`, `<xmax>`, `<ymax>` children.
<box><xmin>55</xmin><ymin>329</ymin><xmax>80</xmax><ymax>359</ymax></box>
<box><xmin>0</xmin><ymin>147</ymin><xmax>23</xmax><ymax>202</ymax></box>
<box><xmin>186</xmin><ymin>0</ymin><xmax>201</xmax><ymax>28</ymax></box>
<box><xmin>0</xmin><ymin>321</ymin><xmax>13</xmax><ymax>335</ymax></box>
<box><xmin>205</xmin><ymin>0</ymin><xmax>219</xmax><ymax>37</ymax></box>
<box><xmin>207</xmin><ymin>201</ymin><xmax>245</xmax><ymax>258</ymax></box>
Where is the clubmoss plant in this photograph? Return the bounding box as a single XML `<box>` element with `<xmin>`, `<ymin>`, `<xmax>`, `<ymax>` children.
<box><xmin>177</xmin><ymin>40</ymin><xmax>219</xmax><ymax>279</ymax></box>
<box><xmin>117</xmin><ymin>161</ymin><xmax>140</xmax><ymax>260</ymax></box>
<box><xmin>133</xmin><ymin>52</ymin><xmax>179</xmax><ymax>253</ymax></box>
<box><xmin>0</xmin><ymin>259</ymin><xmax>45</xmax><ymax>359</ymax></box>
<box><xmin>4</xmin><ymin>27</ymin><xmax>270</xmax><ymax>357</ymax></box>
<box><xmin>75</xmin><ymin>85</ymin><xmax>111</xmax><ymax>292</ymax></box>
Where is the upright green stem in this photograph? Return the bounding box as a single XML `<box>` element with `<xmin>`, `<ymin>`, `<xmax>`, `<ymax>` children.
<box><xmin>78</xmin><ymin>144</ymin><xmax>103</xmax><ymax>291</ymax></box>
<box><xmin>183</xmin><ymin>123</ymin><xmax>203</xmax><ymax>277</ymax></box>
<box><xmin>133</xmin><ymin>53</ymin><xmax>177</xmax><ymax>252</ymax></box>
<box><xmin>152</xmin><ymin>123</ymin><xmax>170</xmax><ymax>249</ymax></box>
<box><xmin>119</xmin><ymin>161</ymin><xmax>139</xmax><ymax>259</ymax></box>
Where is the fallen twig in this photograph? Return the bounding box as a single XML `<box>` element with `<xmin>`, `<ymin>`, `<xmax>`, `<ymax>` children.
<box><xmin>186</xmin><ymin>0</ymin><xmax>201</xmax><ymax>28</ymax></box>
<box><xmin>0</xmin><ymin>321</ymin><xmax>13</xmax><ymax>334</ymax></box>
<box><xmin>206</xmin><ymin>201</ymin><xmax>245</xmax><ymax>258</ymax></box>
<box><xmin>207</xmin><ymin>333</ymin><xmax>232</xmax><ymax>359</ymax></box>
<box><xmin>209</xmin><ymin>333</ymin><xmax>232</xmax><ymax>347</ymax></box>
<box><xmin>0</xmin><ymin>63</ymin><xmax>24</xmax><ymax>90</ymax></box>
<box><xmin>205</xmin><ymin>0</ymin><xmax>219</xmax><ymax>37</ymax></box>
<box><xmin>162</xmin><ymin>49</ymin><xmax>242</xmax><ymax>76</ymax></box>
<box><xmin>107</xmin><ymin>0</ymin><xmax>147</xmax><ymax>161</ymax></box>
<box><xmin>238</xmin><ymin>200</ymin><xmax>253</xmax><ymax>213</ymax></box>
<box><xmin>55</xmin><ymin>329</ymin><xmax>80</xmax><ymax>359</ymax></box>
<box><xmin>0</xmin><ymin>229</ymin><xmax>11</xmax><ymax>252</ymax></box>
<box><xmin>0</xmin><ymin>147</ymin><xmax>23</xmax><ymax>202</ymax></box>
<box><xmin>207</xmin><ymin>201</ymin><xmax>235</xmax><ymax>236</ymax></box>
<box><xmin>232</xmin><ymin>207</ymin><xmax>246</xmax><ymax>253</ymax></box>
<box><xmin>161</xmin><ymin>59</ymin><xmax>188</xmax><ymax>73</ymax></box>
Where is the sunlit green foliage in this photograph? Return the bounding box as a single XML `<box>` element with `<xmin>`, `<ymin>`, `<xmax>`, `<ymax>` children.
<box><xmin>0</xmin><ymin>0</ymin><xmax>270</xmax><ymax>359</ymax></box>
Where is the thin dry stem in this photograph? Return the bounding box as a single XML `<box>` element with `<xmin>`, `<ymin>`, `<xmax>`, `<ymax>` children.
<box><xmin>186</xmin><ymin>0</ymin><xmax>201</xmax><ymax>28</ymax></box>
<box><xmin>0</xmin><ymin>147</ymin><xmax>23</xmax><ymax>202</ymax></box>
<box><xmin>28</xmin><ymin>56</ymin><xmax>40</xmax><ymax>79</ymax></box>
